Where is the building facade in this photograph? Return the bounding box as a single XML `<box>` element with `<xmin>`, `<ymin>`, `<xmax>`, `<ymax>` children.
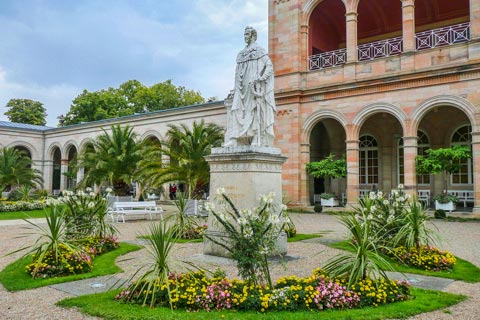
<box><xmin>2</xmin><ymin>0</ymin><xmax>480</xmax><ymax>212</ymax></box>
<box><xmin>270</xmin><ymin>0</ymin><xmax>480</xmax><ymax>212</ymax></box>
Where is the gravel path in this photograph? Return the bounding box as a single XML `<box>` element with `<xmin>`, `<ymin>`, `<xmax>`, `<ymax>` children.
<box><xmin>0</xmin><ymin>213</ymin><xmax>478</xmax><ymax>319</ymax></box>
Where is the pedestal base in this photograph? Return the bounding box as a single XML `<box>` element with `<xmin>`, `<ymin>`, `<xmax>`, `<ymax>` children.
<box><xmin>203</xmin><ymin>147</ymin><xmax>287</xmax><ymax>257</ymax></box>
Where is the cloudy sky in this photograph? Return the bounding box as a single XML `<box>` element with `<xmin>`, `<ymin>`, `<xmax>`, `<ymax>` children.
<box><xmin>0</xmin><ymin>0</ymin><xmax>269</xmax><ymax>126</ymax></box>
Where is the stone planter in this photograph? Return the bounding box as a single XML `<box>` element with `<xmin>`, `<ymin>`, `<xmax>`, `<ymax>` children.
<box><xmin>320</xmin><ymin>197</ymin><xmax>339</xmax><ymax>207</ymax></box>
<box><xmin>435</xmin><ymin>200</ymin><xmax>456</xmax><ymax>212</ymax></box>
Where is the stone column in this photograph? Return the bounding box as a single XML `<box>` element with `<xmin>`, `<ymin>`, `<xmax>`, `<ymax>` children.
<box><xmin>471</xmin><ymin>0</ymin><xmax>480</xmax><ymax>40</ymax></box>
<box><xmin>471</xmin><ymin>132</ymin><xmax>480</xmax><ymax>213</ymax></box>
<box><xmin>76</xmin><ymin>167</ymin><xmax>84</xmax><ymax>187</ymax></box>
<box><xmin>300</xmin><ymin>24</ymin><xmax>309</xmax><ymax>71</ymax></box>
<box><xmin>402</xmin><ymin>136</ymin><xmax>418</xmax><ymax>196</ymax></box>
<box><xmin>300</xmin><ymin>142</ymin><xmax>310</xmax><ymax>205</ymax></box>
<box><xmin>401</xmin><ymin>0</ymin><xmax>416</xmax><ymax>52</ymax></box>
<box><xmin>60</xmin><ymin>159</ymin><xmax>68</xmax><ymax>191</ymax></box>
<box><xmin>346</xmin><ymin>12</ymin><xmax>358</xmax><ymax>63</ymax></box>
<box><xmin>345</xmin><ymin>139</ymin><xmax>360</xmax><ymax>206</ymax></box>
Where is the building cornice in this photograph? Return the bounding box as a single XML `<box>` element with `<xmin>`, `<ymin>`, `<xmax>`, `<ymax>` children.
<box><xmin>275</xmin><ymin>61</ymin><xmax>480</xmax><ymax>105</ymax></box>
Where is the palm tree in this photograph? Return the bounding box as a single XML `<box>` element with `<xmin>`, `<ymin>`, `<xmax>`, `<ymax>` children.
<box><xmin>136</xmin><ymin>120</ymin><xmax>223</xmax><ymax>198</ymax></box>
<box><xmin>79</xmin><ymin>125</ymin><xmax>143</xmax><ymax>195</ymax></box>
<box><xmin>0</xmin><ymin>147</ymin><xmax>43</xmax><ymax>192</ymax></box>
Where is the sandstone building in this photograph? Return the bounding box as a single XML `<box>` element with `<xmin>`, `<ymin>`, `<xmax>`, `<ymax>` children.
<box><xmin>1</xmin><ymin>0</ymin><xmax>479</xmax><ymax>212</ymax></box>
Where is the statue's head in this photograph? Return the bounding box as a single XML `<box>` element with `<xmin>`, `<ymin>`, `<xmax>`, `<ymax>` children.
<box><xmin>244</xmin><ymin>26</ymin><xmax>257</xmax><ymax>44</ymax></box>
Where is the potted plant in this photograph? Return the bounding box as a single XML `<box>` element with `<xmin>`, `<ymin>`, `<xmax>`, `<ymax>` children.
<box><xmin>416</xmin><ymin>145</ymin><xmax>470</xmax><ymax>211</ymax></box>
<box><xmin>306</xmin><ymin>154</ymin><xmax>346</xmax><ymax>206</ymax></box>
<box><xmin>433</xmin><ymin>193</ymin><xmax>459</xmax><ymax>212</ymax></box>
<box><xmin>319</xmin><ymin>193</ymin><xmax>339</xmax><ymax>207</ymax></box>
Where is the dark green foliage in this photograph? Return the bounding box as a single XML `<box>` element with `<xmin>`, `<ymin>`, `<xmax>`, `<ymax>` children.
<box><xmin>4</xmin><ymin>98</ymin><xmax>47</xmax><ymax>125</ymax></box>
<box><xmin>434</xmin><ymin>209</ymin><xmax>446</xmax><ymax>219</ymax></box>
<box><xmin>314</xmin><ymin>204</ymin><xmax>323</xmax><ymax>213</ymax></box>
<box><xmin>59</xmin><ymin>80</ymin><xmax>205</xmax><ymax>126</ymax></box>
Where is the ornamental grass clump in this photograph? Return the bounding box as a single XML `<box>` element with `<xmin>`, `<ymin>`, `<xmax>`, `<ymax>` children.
<box><xmin>205</xmin><ymin>188</ymin><xmax>289</xmax><ymax>288</ymax></box>
<box><xmin>118</xmin><ymin>220</ymin><xmax>176</xmax><ymax>309</ymax></box>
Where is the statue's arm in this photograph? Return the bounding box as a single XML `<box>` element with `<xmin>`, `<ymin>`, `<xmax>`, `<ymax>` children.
<box><xmin>258</xmin><ymin>56</ymin><xmax>274</xmax><ymax>82</ymax></box>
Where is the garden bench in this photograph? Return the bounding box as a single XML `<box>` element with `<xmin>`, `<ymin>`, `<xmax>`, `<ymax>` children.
<box><xmin>417</xmin><ymin>190</ymin><xmax>431</xmax><ymax>207</ymax></box>
<box><xmin>447</xmin><ymin>190</ymin><xmax>474</xmax><ymax>207</ymax></box>
<box><xmin>108</xmin><ymin>201</ymin><xmax>163</xmax><ymax>223</ymax></box>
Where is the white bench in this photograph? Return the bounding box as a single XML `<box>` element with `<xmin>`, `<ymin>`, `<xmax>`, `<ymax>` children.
<box><xmin>108</xmin><ymin>201</ymin><xmax>163</xmax><ymax>223</ymax></box>
<box><xmin>417</xmin><ymin>190</ymin><xmax>431</xmax><ymax>207</ymax></box>
<box><xmin>147</xmin><ymin>193</ymin><xmax>159</xmax><ymax>201</ymax></box>
<box><xmin>447</xmin><ymin>190</ymin><xmax>474</xmax><ymax>207</ymax></box>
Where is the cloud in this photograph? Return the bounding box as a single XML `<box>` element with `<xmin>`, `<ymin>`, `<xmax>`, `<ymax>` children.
<box><xmin>0</xmin><ymin>1</ymin><xmax>269</xmax><ymax>126</ymax></box>
<box><xmin>0</xmin><ymin>66</ymin><xmax>80</xmax><ymax>126</ymax></box>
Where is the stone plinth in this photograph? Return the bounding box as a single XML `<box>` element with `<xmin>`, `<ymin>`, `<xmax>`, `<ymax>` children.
<box><xmin>203</xmin><ymin>146</ymin><xmax>287</xmax><ymax>257</ymax></box>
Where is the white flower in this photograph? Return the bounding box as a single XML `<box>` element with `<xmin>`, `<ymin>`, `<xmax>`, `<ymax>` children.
<box><xmin>383</xmin><ymin>200</ymin><xmax>389</xmax><ymax>205</ymax></box>
<box><xmin>370</xmin><ymin>205</ymin><xmax>376</xmax><ymax>213</ymax></box>
<box><xmin>204</xmin><ymin>202</ymin><xmax>215</xmax><ymax>212</ymax></box>
<box><xmin>243</xmin><ymin>227</ymin><xmax>253</xmax><ymax>238</ymax></box>
<box><xmin>387</xmin><ymin>215</ymin><xmax>394</xmax><ymax>223</ymax></box>
<box><xmin>105</xmin><ymin>187</ymin><xmax>113</xmax><ymax>193</ymax></box>
<box><xmin>405</xmin><ymin>194</ymin><xmax>411</xmax><ymax>199</ymax></box>
<box><xmin>281</xmin><ymin>204</ymin><xmax>288</xmax><ymax>211</ymax></box>
<box><xmin>367</xmin><ymin>214</ymin><xmax>373</xmax><ymax>220</ymax></box>
<box><xmin>237</xmin><ymin>217</ymin><xmax>247</xmax><ymax>225</ymax></box>
<box><xmin>87</xmin><ymin>202</ymin><xmax>95</xmax><ymax>209</ymax></box>
<box><xmin>89</xmin><ymin>192</ymin><xmax>95</xmax><ymax>196</ymax></box>
<box><xmin>369</xmin><ymin>192</ymin><xmax>376</xmax><ymax>200</ymax></box>
<box><xmin>268</xmin><ymin>214</ymin><xmax>280</xmax><ymax>224</ymax></box>
<box><xmin>85</xmin><ymin>187</ymin><xmax>93</xmax><ymax>192</ymax></box>
<box><xmin>398</xmin><ymin>184</ymin><xmax>404</xmax><ymax>189</ymax></box>
<box><xmin>241</xmin><ymin>209</ymin><xmax>252</xmax><ymax>217</ymax></box>
<box><xmin>219</xmin><ymin>213</ymin><xmax>228</xmax><ymax>222</ymax></box>
<box><xmin>216</xmin><ymin>187</ymin><xmax>225</xmax><ymax>195</ymax></box>
<box><xmin>377</xmin><ymin>191</ymin><xmax>383</xmax><ymax>198</ymax></box>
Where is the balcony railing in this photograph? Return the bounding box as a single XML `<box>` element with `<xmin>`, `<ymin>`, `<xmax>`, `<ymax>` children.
<box><xmin>308</xmin><ymin>48</ymin><xmax>347</xmax><ymax>70</ymax></box>
<box><xmin>415</xmin><ymin>22</ymin><xmax>470</xmax><ymax>51</ymax></box>
<box><xmin>307</xmin><ymin>22</ymin><xmax>471</xmax><ymax>71</ymax></box>
<box><xmin>358</xmin><ymin>36</ymin><xmax>403</xmax><ymax>61</ymax></box>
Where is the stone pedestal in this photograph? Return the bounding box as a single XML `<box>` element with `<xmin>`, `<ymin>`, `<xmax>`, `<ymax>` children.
<box><xmin>203</xmin><ymin>146</ymin><xmax>288</xmax><ymax>257</ymax></box>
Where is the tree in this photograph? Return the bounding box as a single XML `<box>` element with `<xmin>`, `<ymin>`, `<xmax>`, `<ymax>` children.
<box><xmin>59</xmin><ymin>80</ymin><xmax>205</xmax><ymax>126</ymax></box>
<box><xmin>416</xmin><ymin>145</ymin><xmax>471</xmax><ymax>192</ymax></box>
<box><xmin>4</xmin><ymin>99</ymin><xmax>47</xmax><ymax>125</ymax></box>
<box><xmin>0</xmin><ymin>147</ymin><xmax>43</xmax><ymax>192</ymax></box>
<box><xmin>136</xmin><ymin>120</ymin><xmax>224</xmax><ymax>198</ymax></box>
<box><xmin>306</xmin><ymin>154</ymin><xmax>346</xmax><ymax>194</ymax></box>
<box><xmin>78</xmin><ymin>125</ymin><xmax>143</xmax><ymax>195</ymax></box>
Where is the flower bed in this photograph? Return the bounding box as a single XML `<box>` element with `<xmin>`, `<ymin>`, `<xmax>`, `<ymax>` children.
<box><xmin>390</xmin><ymin>246</ymin><xmax>456</xmax><ymax>271</ymax></box>
<box><xmin>25</xmin><ymin>236</ymin><xmax>119</xmax><ymax>279</ymax></box>
<box><xmin>0</xmin><ymin>200</ymin><xmax>46</xmax><ymax>212</ymax></box>
<box><xmin>116</xmin><ymin>270</ymin><xmax>411</xmax><ymax>312</ymax></box>
<box><xmin>25</xmin><ymin>243</ymin><xmax>93</xmax><ymax>278</ymax></box>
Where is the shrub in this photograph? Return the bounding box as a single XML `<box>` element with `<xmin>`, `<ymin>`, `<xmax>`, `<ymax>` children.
<box><xmin>434</xmin><ymin>209</ymin><xmax>446</xmax><ymax>219</ymax></box>
<box><xmin>205</xmin><ymin>189</ymin><xmax>288</xmax><ymax>287</ymax></box>
<box><xmin>80</xmin><ymin>236</ymin><xmax>120</xmax><ymax>257</ymax></box>
<box><xmin>314</xmin><ymin>204</ymin><xmax>323</xmax><ymax>213</ymax></box>
<box><xmin>390</xmin><ymin>245</ymin><xmax>456</xmax><ymax>271</ymax></box>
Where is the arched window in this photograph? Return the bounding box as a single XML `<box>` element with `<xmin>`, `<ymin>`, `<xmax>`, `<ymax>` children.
<box><xmin>417</xmin><ymin>131</ymin><xmax>430</xmax><ymax>185</ymax></box>
<box><xmin>451</xmin><ymin>125</ymin><xmax>472</xmax><ymax>185</ymax></box>
<box><xmin>359</xmin><ymin>135</ymin><xmax>378</xmax><ymax>185</ymax></box>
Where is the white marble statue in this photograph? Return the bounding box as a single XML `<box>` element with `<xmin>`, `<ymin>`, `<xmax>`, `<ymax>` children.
<box><xmin>224</xmin><ymin>26</ymin><xmax>276</xmax><ymax>147</ymax></box>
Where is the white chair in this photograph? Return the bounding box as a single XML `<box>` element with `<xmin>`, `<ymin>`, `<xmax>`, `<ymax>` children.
<box><xmin>417</xmin><ymin>190</ymin><xmax>431</xmax><ymax>207</ymax></box>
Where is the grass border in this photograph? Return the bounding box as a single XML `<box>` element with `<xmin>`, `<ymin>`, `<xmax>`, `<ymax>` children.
<box><xmin>57</xmin><ymin>287</ymin><xmax>466</xmax><ymax>320</ymax></box>
<box><xmin>329</xmin><ymin>241</ymin><xmax>480</xmax><ymax>283</ymax></box>
<box><xmin>0</xmin><ymin>242</ymin><xmax>142</xmax><ymax>291</ymax></box>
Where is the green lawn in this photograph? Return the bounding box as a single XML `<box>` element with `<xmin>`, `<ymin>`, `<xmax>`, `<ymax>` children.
<box><xmin>0</xmin><ymin>242</ymin><xmax>142</xmax><ymax>291</ymax></box>
<box><xmin>57</xmin><ymin>287</ymin><xmax>465</xmax><ymax>320</ymax></box>
<box><xmin>329</xmin><ymin>241</ymin><xmax>480</xmax><ymax>283</ymax></box>
<box><xmin>287</xmin><ymin>233</ymin><xmax>322</xmax><ymax>242</ymax></box>
<box><xmin>0</xmin><ymin>209</ymin><xmax>47</xmax><ymax>220</ymax></box>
